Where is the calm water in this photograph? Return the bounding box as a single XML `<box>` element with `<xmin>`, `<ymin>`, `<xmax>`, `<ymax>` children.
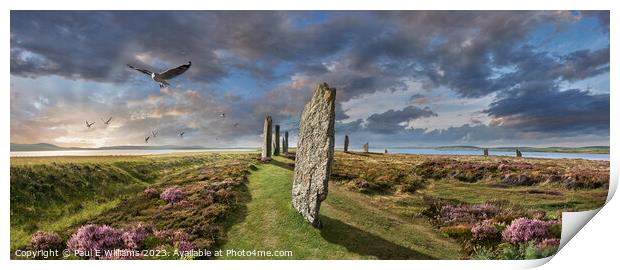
<box><xmin>10</xmin><ymin>148</ymin><xmax>609</xmax><ymax>161</ymax></box>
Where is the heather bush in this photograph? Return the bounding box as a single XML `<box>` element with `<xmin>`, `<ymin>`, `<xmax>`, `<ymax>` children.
<box><xmin>537</xmin><ymin>238</ymin><xmax>560</xmax><ymax>249</ymax></box>
<box><xmin>31</xmin><ymin>231</ymin><xmax>64</xmax><ymax>251</ymax></box>
<box><xmin>121</xmin><ymin>223</ymin><xmax>154</xmax><ymax>249</ymax></box>
<box><xmin>67</xmin><ymin>224</ymin><xmax>124</xmax><ymax>257</ymax></box>
<box><xmin>144</xmin><ymin>187</ymin><xmax>159</xmax><ymax>198</ymax></box>
<box><xmin>502</xmin><ymin>218</ymin><xmax>549</xmax><ymax>244</ymax></box>
<box><xmin>439</xmin><ymin>203</ymin><xmax>499</xmax><ymax>225</ymax></box>
<box><xmin>471</xmin><ymin>220</ymin><xmax>500</xmax><ymax>243</ymax></box>
<box><xmin>160</xmin><ymin>187</ymin><xmax>185</xmax><ymax>204</ymax></box>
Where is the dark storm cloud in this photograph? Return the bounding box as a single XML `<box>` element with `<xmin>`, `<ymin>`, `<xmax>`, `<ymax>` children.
<box><xmin>365</xmin><ymin>106</ymin><xmax>437</xmax><ymax>134</ymax></box>
<box><xmin>485</xmin><ymin>82</ymin><xmax>609</xmax><ymax>133</ymax></box>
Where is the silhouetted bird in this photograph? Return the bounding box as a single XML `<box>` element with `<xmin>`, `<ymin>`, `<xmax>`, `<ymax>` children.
<box><xmin>233</xmin><ymin>123</ymin><xmax>239</xmax><ymax>127</ymax></box>
<box><xmin>179</xmin><ymin>131</ymin><xmax>185</xmax><ymax>137</ymax></box>
<box><xmin>127</xmin><ymin>61</ymin><xmax>191</xmax><ymax>88</ymax></box>
<box><xmin>152</xmin><ymin>130</ymin><xmax>158</xmax><ymax>138</ymax></box>
<box><xmin>145</xmin><ymin>136</ymin><xmax>150</xmax><ymax>143</ymax></box>
<box><xmin>103</xmin><ymin>117</ymin><xmax>112</xmax><ymax>125</ymax></box>
<box><xmin>220</xmin><ymin>113</ymin><xmax>226</xmax><ymax>118</ymax></box>
<box><xmin>85</xmin><ymin>121</ymin><xmax>95</xmax><ymax>128</ymax></box>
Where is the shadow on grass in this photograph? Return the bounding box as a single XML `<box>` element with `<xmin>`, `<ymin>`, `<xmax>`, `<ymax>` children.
<box><xmin>269</xmin><ymin>158</ymin><xmax>294</xmax><ymax>172</ymax></box>
<box><xmin>319</xmin><ymin>215</ymin><xmax>436</xmax><ymax>259</ymax></box>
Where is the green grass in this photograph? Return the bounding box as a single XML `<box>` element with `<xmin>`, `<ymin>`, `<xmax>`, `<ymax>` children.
<box><xmin>10</xmin><ymin>151</ymin><xmax>608</xmax><ymax>260</ymax></box>
<box><xmin>220</xmin><ymin>156</ymin><xmax>461</xmax><ymax>259</ymax></box>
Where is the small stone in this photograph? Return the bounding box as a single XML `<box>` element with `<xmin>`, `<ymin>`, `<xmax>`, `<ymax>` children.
<box><xmin>363</xmin><ymin>142</ymin><xmax>369</xmax><ymax>153</ymax></box>
<box><xmin>483</xmin><ymin>148</ymin><xmax>489</xmax><ymax>156</ymax></box>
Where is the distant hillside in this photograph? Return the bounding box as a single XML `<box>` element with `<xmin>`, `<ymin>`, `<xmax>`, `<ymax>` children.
<box><xmin>400</xmin><ymin>145</ymin><xmax>609</xmax><ymax>154</ymax></box>
<box><xmin>10</xmin><ymin>143</ymin><xmax>65</xmax><ymax>151</ymax></box>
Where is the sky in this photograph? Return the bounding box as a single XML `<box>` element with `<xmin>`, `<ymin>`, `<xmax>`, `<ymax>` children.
<box><xmin>10</xmin><ymin>11</ymin><xmax>610</xmax><ymax>148</ymax></box>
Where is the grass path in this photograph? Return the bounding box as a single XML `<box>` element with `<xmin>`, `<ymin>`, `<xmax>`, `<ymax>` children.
<box><xmin>220</xmin><ymin>156</ymin><xmax>461</xmax><ymax>259</ymax></box>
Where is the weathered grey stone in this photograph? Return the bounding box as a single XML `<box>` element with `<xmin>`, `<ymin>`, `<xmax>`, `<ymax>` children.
<box><xmin>272</xmin><ymin>135</ymin><xmax>277</xmax><ymax>155</ymax></box>
<box><xmin>274</xmin><ymin>125</ymin><xmax>280</xmax><ymax>155</ymax></box>
<box><xmin>283</xmin><ymin>131</ymin><xmax>289</xmax><ymax>153</ymax></box>
<box><xmin>516</xmin><ymin>149</ymin><xmax>522</xmax><ymax>157</ymax></box>
<box><xmin>292</xmin><ymin>82</ymin><xmax>336</xmax><ymax>228</ymax></box>
<box><xmin>483</xmin><ymin>148</ymin><xmax>489</xmax><ymax>156</ymax></box>
<box><xmin>261</xmin><ymin>116</ymin><xmax>272</xmax><ymax>159</ymax></box>
<box><xmin>384</xmin><ymin>148</ymin><xmax>388</xmax><ymax>154</ymax></box>
<box><xmin>363</xmin><ymin>142</ymin><xmax>369</xmax><ymax>153</ymax></box>
<box><xmin>344</xmin><ymin>134</ymin><xmax>349</xmax><ymax>153</ymax></box>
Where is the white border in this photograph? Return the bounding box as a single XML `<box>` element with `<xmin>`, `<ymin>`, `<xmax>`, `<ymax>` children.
<box><xmin>2</xmin><ymin>1</ymin><xmax>617</xmax><ymax>270</ymax></box>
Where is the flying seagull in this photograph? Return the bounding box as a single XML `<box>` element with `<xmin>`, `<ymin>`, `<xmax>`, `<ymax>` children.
<box><xmin>103</xmin><ymin>117</ymin><xmax>112</xmax><ymax>125</ymax></box>
<box><xmin>145</xmin><ymin>136</ymin><xmax>150</xmax><ymax>144</ymax></box>
<box><xmin>127</xmin><ymin>61</ymin><xmax>192</xmax><ymax>88</ymax></box>
<box><xmin>179</xmin><ymin>131</ymin><xmax>185</xmax><ymax>137</ymax></box>
<box><xmin>85</xmin><ymin>120</ymin><xmax>95</xmax><ymax>128</ymax></box>
<box><xmin>220</xmin><ymin>113</ymin><xmax>226</xmax><ymax>118</ymax></box>
<box><xmin>152</xmin><ymin>130</ymin><xmax>159</xmax><ymax>138</ymax></box>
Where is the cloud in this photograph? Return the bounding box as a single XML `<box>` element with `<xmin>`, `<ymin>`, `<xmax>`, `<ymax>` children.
<box><xmin>365</xmin><ymin>106</ymin><xmax>437</xmax><ymax>134</ymax></box>
<box><xmin>10</xmin><ymin>11</ymin><xmax>610</xmax><ymax>147</ymax></box>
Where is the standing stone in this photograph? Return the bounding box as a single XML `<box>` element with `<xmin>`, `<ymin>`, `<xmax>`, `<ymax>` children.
<box><xmin>363</xmin><ymin>142</ymin><xmax>369</xmax><ymax>153</ymax></box>
<box><xmin>274</xmin><ymin>125</ymin><xmax>281</xmax><ymax>155</ymax></box>
<box><xmin>272</xmin><ymin>135</ymin><xmax>277</xmax><ymax>155</ymax></box>
<box><xmin>516</xmin><ymin>148</ymin><xmax>522</xmax><ymax>158</ymax></box>
<box><xmin>261</xmin><ymin>116</ymin><xmax>272</xmax><ymax>160</ymax></box>
<box><xmin>384</xmin><ymin>148</ymin><xmax>388</xmax><ymax>154</ymax></box>
<box><xmin>344</xmin><ymin>134</ymin><xmax>349</xmax><ymax>153</ymax></box>
<box><xmin>283</xmin><ymin>131</ymin><xmax>289</xmax><ymax>153</ymax></box>
<box><xmin>292</xmin><ymin>82</ymin><xmax>336</xmax><ymax>228</ymax></box>
<box><xmin>483</xmin><ymin>148</ymin><xmax>489</xmax><ymax>156</ymax></box>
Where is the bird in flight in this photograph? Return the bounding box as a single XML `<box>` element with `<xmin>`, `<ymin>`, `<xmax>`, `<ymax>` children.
<box><xmin>179</xmin><ymin>131</ymin><xmax>185</xmax><ymax>137</ymax></box>
<box><xmin>145</xmin><ymin>136</ymin><xmax>150</xmax><ymax>144</ymax></box>
<box><xmin>233</xmin><ymin>123</ymin><xmax>239</xmax><ymax>127</ymax></box>
<box><xmin>85</xmin><ymin>121</ymin><xmax>95</xmax><ymax>128</ymax></box>
<box><xmin>127</xmin><ymin>61</ymin><xmax>192</xmax><ymax>88</ymax></box>
<box><xmin>152</xmin><ymin>130</ymin><xmax>159</xmax><ymax>138</ymax></box>
<box><xmin>220</xmin><ymin>113</ymin><xmax>226</xmax><ymax>118</ymax></box>
<box><xmin>103</xmin><ymin>117</ymin><xmax>112</xmax><ymax>125</ymax></box>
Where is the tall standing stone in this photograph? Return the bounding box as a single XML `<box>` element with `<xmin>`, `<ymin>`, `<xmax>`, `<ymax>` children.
<box><xmin>292</xmin><ymin>82</ymin><xmax>336</xmax><ymax>228</ymax></box>
<box><xmin>516</xmin><ymin>148</ymin><xmax>522</xmax><ymax>158</ymax></box>
<box><xmin>283</xmin><ymin>131</ymin><xmax>289</xmax><ymax>153</ymax></box>
<box><xmin>261</xmin><ymin>116</ymin><xmax>272</xmax><ymax>160</ymax></box>
<box><xmin>344</xmin><ymin>134</ymin><xmax>349</xmax><ymax>153</ymax></box>
<box><xmin>274</xmin><ymin>125</ymin><xmax>280</xmax><ymax>155</ymax></box>
<box><xmin>483</xmin><ymin>148</ymin><xmax>489</xmax><ymax>156</ymax></box>
<box><xmin>363</xmin><ymin>142</ymin><xmax>369</xmax><ymax>153</ymax></box>
<box><xmin>384</xmin><ymin>148</ymin><xmax>388</xmax><ymax>154</ymax></box>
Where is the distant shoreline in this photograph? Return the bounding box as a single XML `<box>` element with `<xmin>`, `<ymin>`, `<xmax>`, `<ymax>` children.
<box><xmin>11</xmin><ymin>143</ymin><xmax>609</xmax><ymax>154</ymax></box>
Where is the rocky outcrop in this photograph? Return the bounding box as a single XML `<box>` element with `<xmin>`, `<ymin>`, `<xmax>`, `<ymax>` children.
<box><xmin>292</xmin><ymin>82</ymin><xmax>336</xmax><ymax>228</ymax></box>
